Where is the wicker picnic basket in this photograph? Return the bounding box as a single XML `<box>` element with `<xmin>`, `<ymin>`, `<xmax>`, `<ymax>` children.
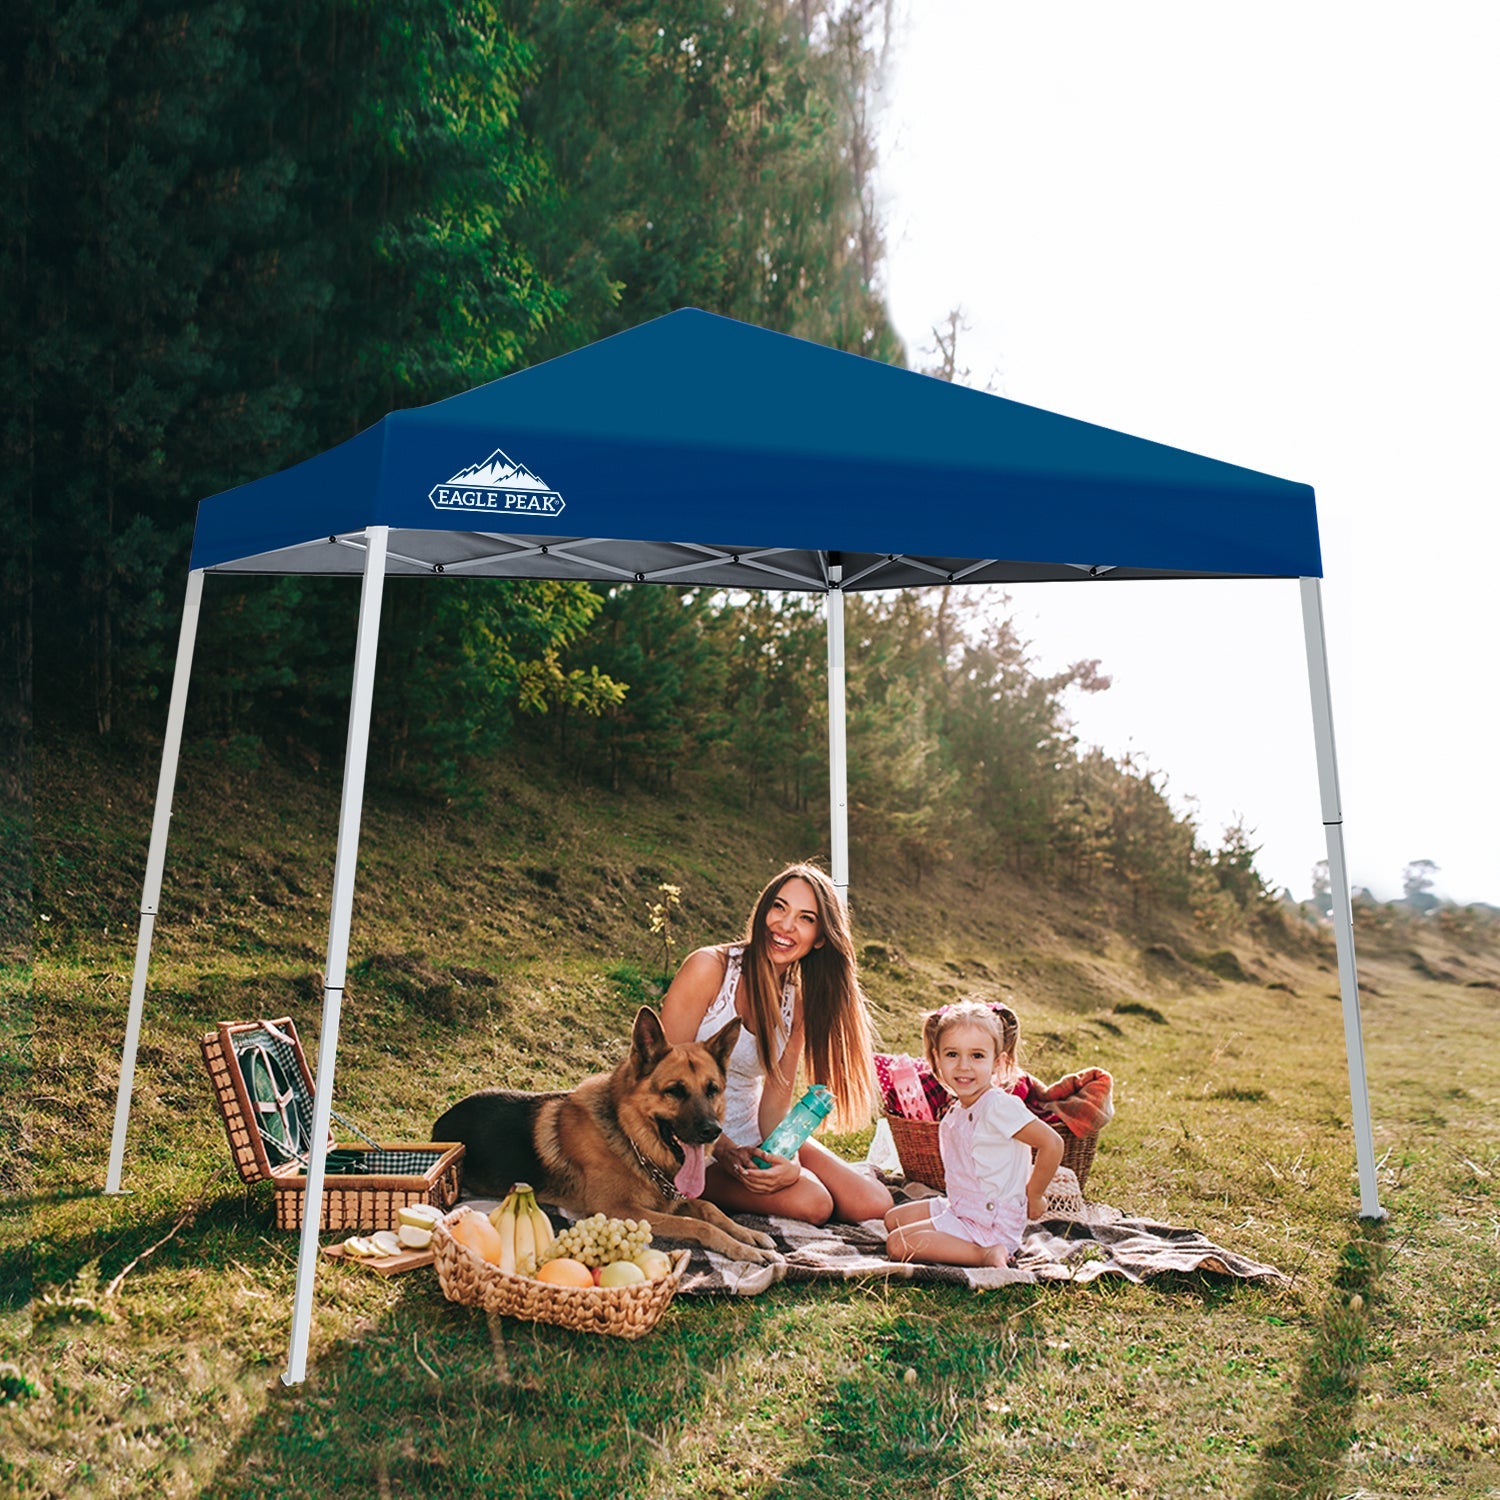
<box><xmin>885</xmin><ymin>1113</ymin><xmax>1099</xmax><ymax>1196</ymax></box>
<box><xmin>200</xmin><ymin>1017</ymin><xmax>464</xmax><ymax>1232</ymax></box>
<box><xmin>433</xmin><ymin>1206</ymin><xmax>691</xmax><ymax>1339</ymax></box>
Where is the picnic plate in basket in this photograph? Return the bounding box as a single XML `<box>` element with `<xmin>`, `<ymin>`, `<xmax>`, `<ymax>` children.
<box><xmin>322</xmin><ymin>1243</ymin><xmax>436</xmax><ymax>1277</ymax></box>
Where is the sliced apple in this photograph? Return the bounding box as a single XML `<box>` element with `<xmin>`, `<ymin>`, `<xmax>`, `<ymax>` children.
<box><xmin>397</xmin><ymin>1223</ymin><xmax>434</xmax><ymax>1250</ymax></box>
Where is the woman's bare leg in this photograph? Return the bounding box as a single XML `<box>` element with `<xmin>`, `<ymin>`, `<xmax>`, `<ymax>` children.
<box><xmin>799</xmin><ymin>1137</ymin><xmax>894</xmax><ymax>1222</ymax></box>
<box><xmin>696</xmin><ymin>1136</ymin><xmax>894</xmax><ymax>1225</ymax></box>
<box><xmin>697</xmin><ymin>1161</ymin><xmax>835</xmax><ymax>1224</ymax></box>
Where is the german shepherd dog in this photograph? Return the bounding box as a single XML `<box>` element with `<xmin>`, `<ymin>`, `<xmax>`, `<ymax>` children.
<box><xmin>432</xmin><ymin>1007</ymin><xmax>782</xmax><ymax>1264</ymax></box>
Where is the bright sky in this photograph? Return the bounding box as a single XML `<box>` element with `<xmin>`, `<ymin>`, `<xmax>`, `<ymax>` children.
<box><xmin>877</xmin><ymin>1</ymin><xmax>1498</xmax><ymax>905</ymax></box>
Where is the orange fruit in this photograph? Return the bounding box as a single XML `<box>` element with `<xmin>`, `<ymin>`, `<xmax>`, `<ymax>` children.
<box><xmin>449</xmin><ymin>1210</ymin><xmax>505</xmax><ymax>1265</ymax></box>
<box><xmin>534</xmin><ymin>1257</ymin><xmax>594</xmax><ymax>1288</ymax></box>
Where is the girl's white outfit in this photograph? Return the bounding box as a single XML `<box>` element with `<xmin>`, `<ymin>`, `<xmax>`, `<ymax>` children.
<box><xmin>928</xmin><ymin>1084</ymin><xmax>1034</xmax><ymax>1254</ymax></box>
<box><xmin>693</xmin><ymin>945</ymin><xmax>797</xmax><ymax>1148</ymax></box>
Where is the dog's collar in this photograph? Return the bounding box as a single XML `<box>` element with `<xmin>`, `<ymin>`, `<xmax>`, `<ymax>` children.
<box><xmin>629</xmin><ymin>1133</ymin><xmax>683</xmax><ymax>1203</ymax></box>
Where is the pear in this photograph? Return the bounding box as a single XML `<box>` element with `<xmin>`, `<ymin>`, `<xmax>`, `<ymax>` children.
<box><xmin>632</xmin><ymin>1248</ymin><xmax>673</xmax><ymax>1282</ymax></box>
<box><xmin>599</xmin><ymin>1260</ymin><xmax>647</xmax><ymax>1288</ymax></box>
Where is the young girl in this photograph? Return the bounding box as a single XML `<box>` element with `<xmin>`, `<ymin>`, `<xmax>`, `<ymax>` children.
<box><xmin>659</xmin><ymin>863</ymin><xmax>894</xmax><ymax>1226</ymax></box>
<box><xmin>884</xmin><ymin>999</ymin><xmax>1063</xmax><ymax>1267</ymax></box>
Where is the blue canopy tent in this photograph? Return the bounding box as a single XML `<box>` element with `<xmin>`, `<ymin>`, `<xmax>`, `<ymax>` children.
<box><xmin>107</xmin><ymin>308</ymin><xmax>1377</xmax><ymax>1383</ymax></box>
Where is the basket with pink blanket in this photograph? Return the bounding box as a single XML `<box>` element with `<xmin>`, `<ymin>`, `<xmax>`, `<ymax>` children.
<box><xmin>874</xmin><ymin>1053</ymin><xmax>1113</xmax><ymax>1194</ymax></box>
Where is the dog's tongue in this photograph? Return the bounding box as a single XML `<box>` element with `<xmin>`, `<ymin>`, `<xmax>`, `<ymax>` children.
<box><xmin>675</xmin><ymin>1142</ymin><xmax>707</xmax><ymax>1199</ymax></box>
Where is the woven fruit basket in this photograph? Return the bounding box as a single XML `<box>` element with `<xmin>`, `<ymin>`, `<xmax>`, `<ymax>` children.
<box><xmin>433</xmin><ymin>1207</ymin><xmax>691</xmax><ymax>1340</ymax></box>
<box><xmin>886</xmin><ymin>1114</ymin><xmax>1099</xmax><ymax>1195</ymax></box>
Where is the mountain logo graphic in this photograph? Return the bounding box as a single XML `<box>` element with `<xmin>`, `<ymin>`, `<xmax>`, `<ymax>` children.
<box><xmin>428</xmin><ymin>448</ymin><xmax>566</xmax><ymax>516</ymax></box>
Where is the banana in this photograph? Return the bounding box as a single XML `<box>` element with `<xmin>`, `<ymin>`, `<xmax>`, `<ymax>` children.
<box><xmin>513</xmin><ymin>1198</ymin><xmax>535</xmax><ymax>1275</ymax></box>
<box><xmin>528</xmin><ymin>1192</ymin><xmax>555</xmax><ymax>1257</ymax></box>
<box><xmin>494</xmin><ymin>1196</ymin><xmax>517</xmax><ymax>1275</ymax></box>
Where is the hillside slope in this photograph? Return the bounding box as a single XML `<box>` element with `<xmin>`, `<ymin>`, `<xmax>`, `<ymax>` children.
<box><xmin>10</xmin><ymin>741</ymin><xmax>1500</xmax><ymax>1499</ymax></box>
<box><xmin>22</xmin><ymin>738</ymin><xmax>1499</xmax><ymax>1191</ymax></box>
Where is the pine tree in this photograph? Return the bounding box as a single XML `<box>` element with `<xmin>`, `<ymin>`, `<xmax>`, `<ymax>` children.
<box><xmin>13</xmin><ymin>0</ymin><xmax>570</xmax><ymax>755</ymax></box>
<box><xmin>496</xmin><ymin>0</ymin><xmax>902</xmax><ymax>357</ymax></box>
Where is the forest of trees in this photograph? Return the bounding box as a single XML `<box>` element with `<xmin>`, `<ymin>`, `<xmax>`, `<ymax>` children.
<box><xmin>4</xmin><ymin>0</ymin><xmax>1281</xmax><ymax>930</ymax></box>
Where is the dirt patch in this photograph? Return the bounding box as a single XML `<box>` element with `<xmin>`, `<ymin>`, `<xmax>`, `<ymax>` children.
<box><xmin>1114</xmin><ymin>1001</ymin><xmax>1169</xmax><ymax>1025</ymax></box>
<box><xmin>1197</xmin><ymin>948</ymin><xmax>1251</xmax><ymax>983</ymax></box>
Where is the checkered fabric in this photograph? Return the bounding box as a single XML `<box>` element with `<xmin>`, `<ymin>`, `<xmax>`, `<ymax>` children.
<box><xmin>323</xmin><ymin>1149</ymin><xmax>443</xmax><ymax>1177</ymax></box>
<box><xmin>230</xmin><ymin>1022</ymin><xmax>386</xmax><ymax>1169</ymax></box>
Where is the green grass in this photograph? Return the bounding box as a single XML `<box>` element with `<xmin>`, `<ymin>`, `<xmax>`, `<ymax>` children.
<box><xmin>6</xmin><ymin>745</ymin><xmax>1500</xmax><ymax>1497</ymax></box>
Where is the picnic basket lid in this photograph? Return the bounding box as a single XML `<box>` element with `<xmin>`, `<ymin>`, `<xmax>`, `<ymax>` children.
<box><xmin>202</xmin><ymin>1017</ymin><xmax>321</xmax><ymax>1182</ymax></box>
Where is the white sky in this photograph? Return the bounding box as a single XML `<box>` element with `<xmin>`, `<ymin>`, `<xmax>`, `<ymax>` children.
<box><xmin>876</xmin><ymin>1</ymin><xmax>1498</xmax><ymax>905</ymax></box>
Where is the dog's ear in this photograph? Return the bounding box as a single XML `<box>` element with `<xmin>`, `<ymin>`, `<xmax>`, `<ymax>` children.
<box><xmin>702</xmin><ymin>1015</ymin><xmax>742</xmax><ymax>1074</ymax></box>
<box><xmin>630</xmin><ymin>1006</ymin><xmax>671</xmax><ymax>1073</ymax></box>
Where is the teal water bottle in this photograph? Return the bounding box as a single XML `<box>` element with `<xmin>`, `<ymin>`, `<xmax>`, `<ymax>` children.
<box><xmin>754</xmin><ymin>1085</ymin><xmax>835</xmax><ymax>1165</ymax></box>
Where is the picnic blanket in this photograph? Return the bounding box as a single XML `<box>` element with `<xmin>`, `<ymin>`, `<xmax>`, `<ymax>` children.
<box><xmin>661</xmin><ymin>1178</ymin><xmax>1286</xmax><ymax>1293</ymax></box>
<box><xmin>462</xmin><ymin>1175</ymin><xmax>1285</xmax><ymax>1294</ymax></box>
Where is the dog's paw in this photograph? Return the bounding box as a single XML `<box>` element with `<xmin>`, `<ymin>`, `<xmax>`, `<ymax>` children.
<box><xmin>743</xmin><ymin>1229</ymin><xmax>778</xmax><ymax>1252</ymax></box>
<box><xmin>735</xmin><ymin>1245</ymin><xmax>787</xmax><ymax>1267</ymax></box>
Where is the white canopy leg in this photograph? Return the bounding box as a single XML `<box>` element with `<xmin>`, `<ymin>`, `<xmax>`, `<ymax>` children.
<box><xmin>106</xmin><ymin>569</ymin><xmax>205</xmax><ymax>1194</ymax></box>
<box><xmin>825</xmin><ymin>566</ymin><xmax>849</xmax><ymax>900</ymax></box>
<box><xmin>1300</xmin><ymin>576</ymin><xmax>1383</xmax><ymax>1219</ymax></box>
<box><xmin>283</xmin><ymin>526</ymin><xmax>389</xmax><ymax>1386</ymax></box>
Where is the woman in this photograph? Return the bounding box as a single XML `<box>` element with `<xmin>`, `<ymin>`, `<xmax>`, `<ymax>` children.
<box><xmin>659</xmin><ymin>863</ymin><xmax>893</xmax><ymax>1225</ymax></box>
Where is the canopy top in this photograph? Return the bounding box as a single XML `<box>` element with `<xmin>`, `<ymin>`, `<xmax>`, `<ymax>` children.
<box><xmin>191</xmin><ymin>309</ymin><xmax>1320</xmax><ymax>589</ymax></box>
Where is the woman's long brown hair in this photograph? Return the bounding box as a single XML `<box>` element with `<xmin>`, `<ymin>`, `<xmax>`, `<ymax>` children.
<box><xmin>728</xmin><ymin>862</ymin><xmax>879</xmax><ymax>1132</ymax></box>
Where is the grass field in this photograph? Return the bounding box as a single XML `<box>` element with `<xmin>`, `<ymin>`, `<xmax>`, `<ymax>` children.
<box><xmin>5</xmin><ymin>748</ymin><xmax>1499</xmax><ymax>1498</ymax></box>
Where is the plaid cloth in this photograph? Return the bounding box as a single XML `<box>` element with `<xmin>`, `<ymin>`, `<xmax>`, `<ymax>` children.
<box><xmin>232</xmin><ymin>1027</ymin><xmax>314</xmax><ymax>1166</ymax></box>
<box><xmin>460</xmin><ymin>1177</ymin><xmax>1286</xmax><ymax>1296</ymax></box>
<box><xmin>231</xmin><ymin>1021</ymin><xmax>391</xmax><ymax>1170</ymax></box>
<box><xmin>317</xmin><ymin>1148</ymin><xmax>443</xmax><ymax>1177</ymax></box>
<box><xmin>1020</xmin><ymin>1067</ymin><xmax>1115</xmax><ymax>1137</ymax></box>
<box><xmin>874</xmin><ymin>1054</ymin><xmax>1115</xmax><ymax>1138</ymax></box>
<box><xmin>662</xmin><ymin>1178</ymin><xmax>1284</xmax><ymax>1292</ymax></box>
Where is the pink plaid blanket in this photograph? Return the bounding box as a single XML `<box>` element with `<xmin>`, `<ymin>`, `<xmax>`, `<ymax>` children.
<box><xmin>1016</xmin><ymin>1067</ymin><xmax>1115</xmax><ymax>1137</ymax></box>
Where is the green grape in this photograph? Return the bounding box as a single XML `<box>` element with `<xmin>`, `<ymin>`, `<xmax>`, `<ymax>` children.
<box><xmin>539</xmin><ymin>1213</ymin><xmax>657</xmax><ymax>1267</ymax></box>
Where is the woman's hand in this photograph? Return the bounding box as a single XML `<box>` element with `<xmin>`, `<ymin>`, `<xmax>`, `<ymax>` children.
<box><xmin>714</xmin><ymin>1141</ymin><xmax>803</xmax><ymax>1193</ymax></box>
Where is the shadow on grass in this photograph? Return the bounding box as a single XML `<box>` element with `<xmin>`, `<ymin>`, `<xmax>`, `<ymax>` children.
<box><xmin>770</xmin><ymin>1291</ymin><xmax>1046</xmax><ymax>1494</ymax></box>
<box><xmin>1250</xmin><ymin>1215</ymin><xmax>1391</xmax><ymax>1499</ymax></box>
<box><xmin>0</xmin><ymin>1186</ymin><xmax>124</xmax><ymax>1211</ymax></box>
<box><xmin>204</xmin><ymin>1279</ymin><xmax>777</xmax><ymax>1499</ymax></box>
<box><xmin>1</xmin><ymin>1189</ymin><xmax>254</xmax><ymax>1314</ymax></box>
<box><xmin>0</xmin><ymin>1186</ymin><xmax>119</xmax><ymax>1309</ymax></box>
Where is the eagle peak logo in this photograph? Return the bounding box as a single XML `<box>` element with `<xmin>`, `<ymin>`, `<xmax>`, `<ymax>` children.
<box><xmin>428</xmin><ymin>448</ymin><xmax>565</xmax><ymax>517</ymax></box>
